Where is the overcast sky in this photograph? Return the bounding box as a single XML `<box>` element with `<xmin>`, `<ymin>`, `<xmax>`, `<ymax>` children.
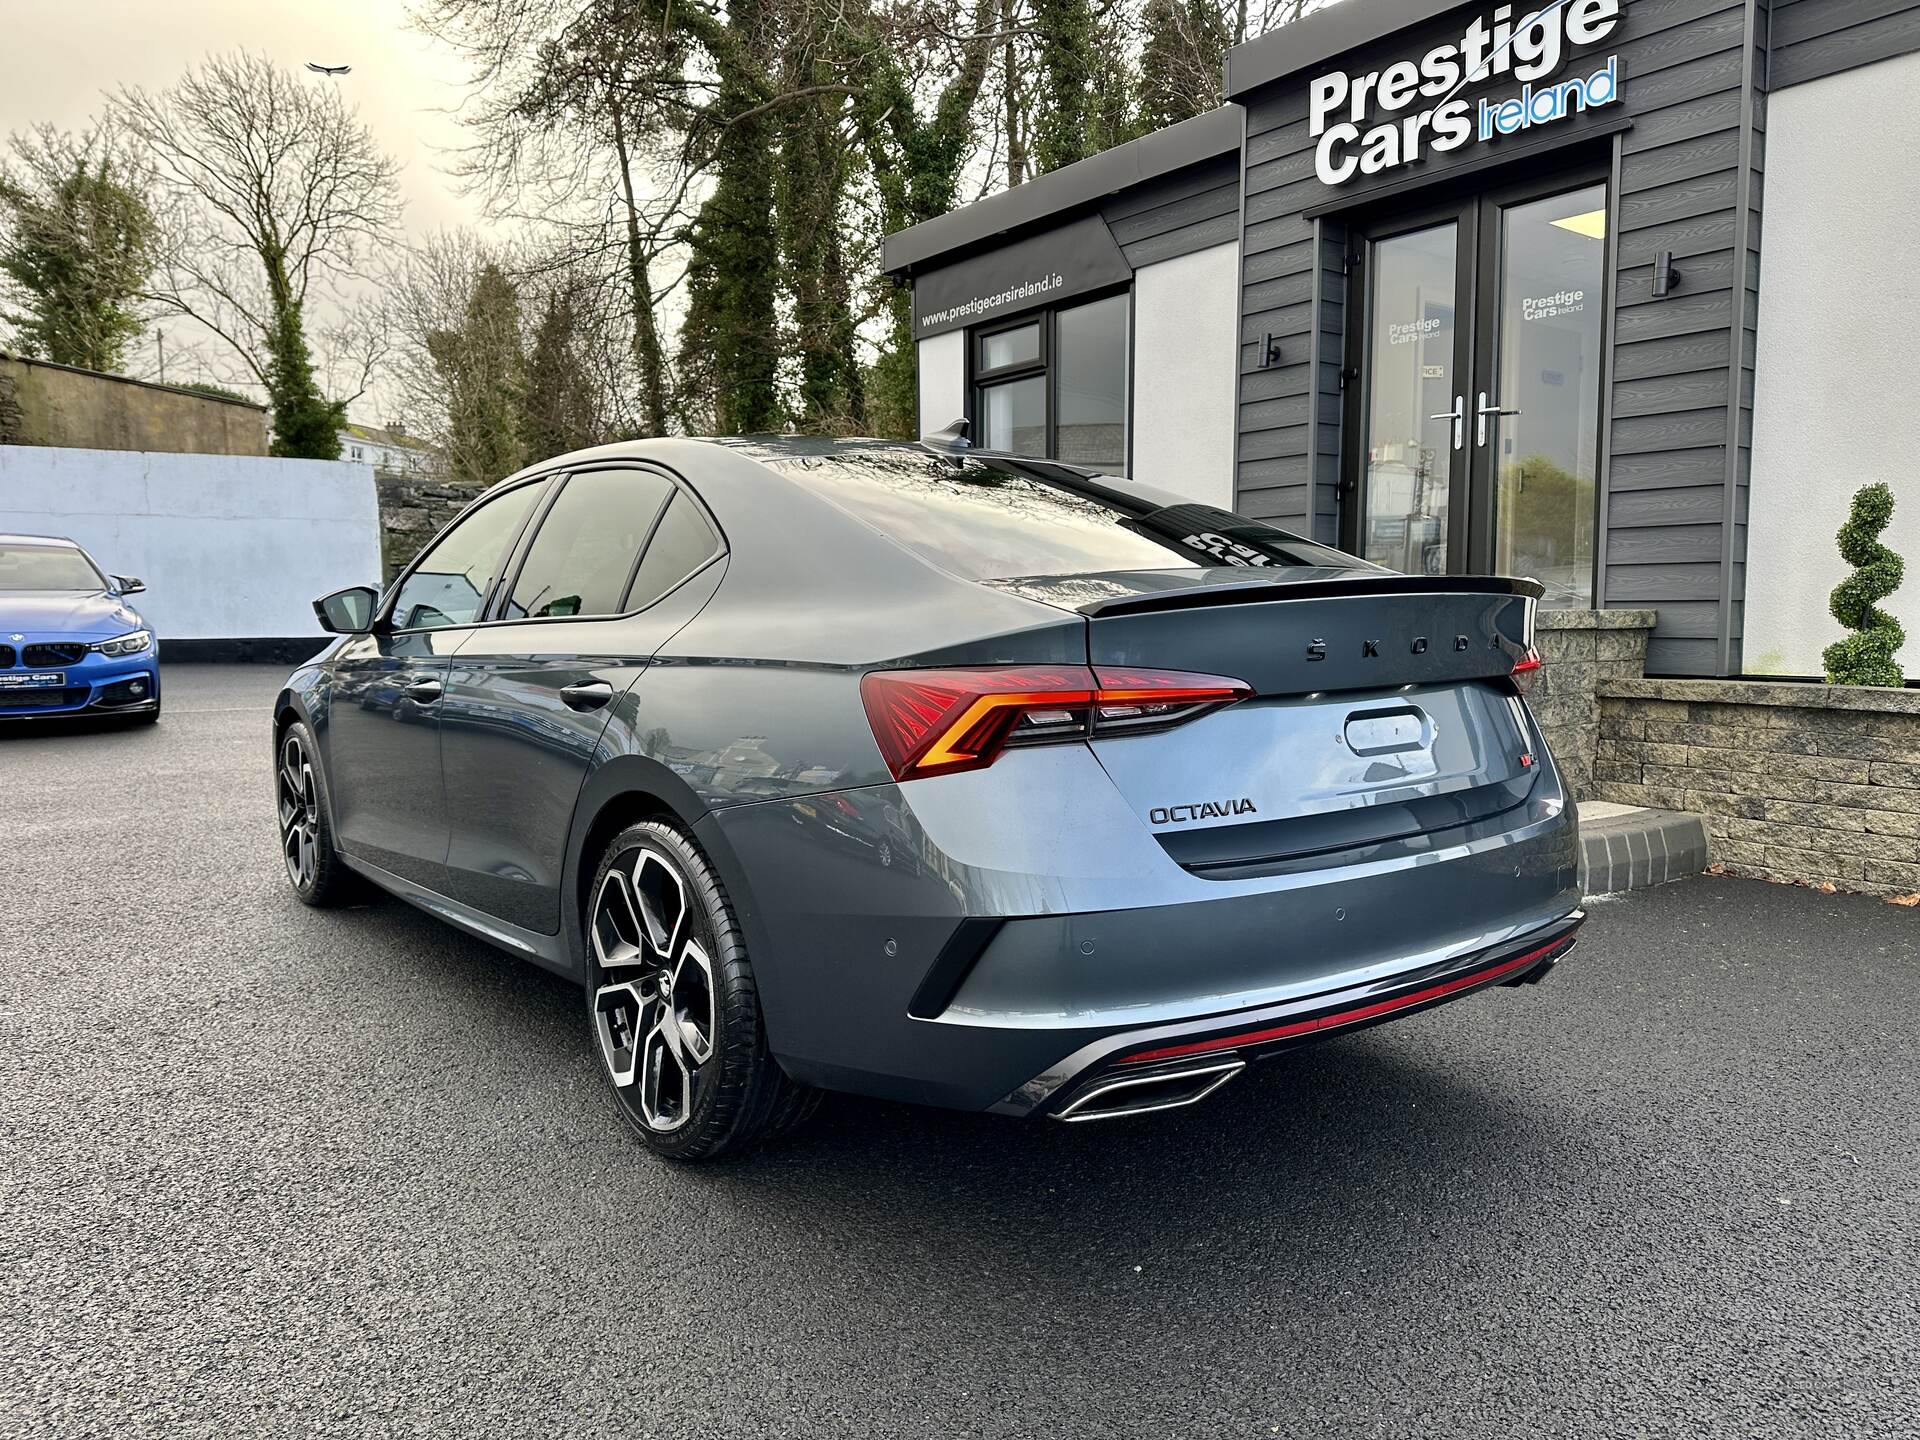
<box><xmin>0</xmin><ymin>0</ymin><xmax>484</xmax><ymax>235</ymax></box>
<box><xmin>0</xmin><ymin>1</ymin><xmax>494</xmax><ymax>410</ymax></box>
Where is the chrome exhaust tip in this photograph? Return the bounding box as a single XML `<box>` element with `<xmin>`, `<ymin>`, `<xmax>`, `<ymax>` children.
<box><xmin>1053</xmin><ymin>1058</ymin><xmax>1246</xmax><ymax>1123</ymax></box>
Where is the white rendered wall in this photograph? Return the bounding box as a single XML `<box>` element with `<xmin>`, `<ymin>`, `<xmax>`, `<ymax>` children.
<box><xmin>916</xmin><ymin>330</ymin><xmax>967</xmax><ymax>441</ymax></box>
<box><xmin>1132</xmin><ymin>241</ymin><xmax>1238</xmax><ymax>508</ymax></box>
<box><xmin>0</xmin><ymin>446</ymin><xmax>382</xmax><ymax>640</ymax></box>
<box><xmin>1746</xmin><ymin>53</ymin><xmax>1920</xmax><ymax>677</ymax></box>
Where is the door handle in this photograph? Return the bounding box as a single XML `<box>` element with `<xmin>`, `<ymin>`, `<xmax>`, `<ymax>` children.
<box><xmin>1428</xmin><ymin>394</ymin><xmax>1465</xmax><ymax>452</ymax></box>
<box><xmin>559</xmin><ymin>680</ymin><xmax>615</xmax><ymax>712</ymax></box>
<box><xmin>1476</xmin><ymin>391</ymin><xmax>1523</xmax><ymax>446</ymax></box>
<box><xmin>404</xmin><ymin>678</ymin><xmax>443</xmax><ymax>704</ymax></box>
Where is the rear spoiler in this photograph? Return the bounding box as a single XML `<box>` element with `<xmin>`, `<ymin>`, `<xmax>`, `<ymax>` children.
<box><xmin>1076</xmin><ymin>574</ymin><xmax>1547</xmax><ymax>618</ymax></box>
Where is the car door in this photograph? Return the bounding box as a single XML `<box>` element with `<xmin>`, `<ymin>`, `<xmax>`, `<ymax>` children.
<box><xmin>324</xmin><ymin>476</ymin><xmax>550</xmax><ymax>888</ymax></box>
<box><xmin>439</xmin><ymin>465</ymin><xmax>725</xmax><ymax>933</ymax></box>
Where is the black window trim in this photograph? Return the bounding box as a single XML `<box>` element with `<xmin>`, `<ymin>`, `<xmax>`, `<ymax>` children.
<box><xmin>966</xmin><ymin>285</ymin><xmax>1131</xmax><ymax>471</ymax></box>
<box><xmin>378</xmin><ymin>471</ymin><xmax>560</xmax><ymax>636</ymax></box>
<box><xmin>974</xmin><ymin>316</ymin><xmax>1047</xmax><ymax>384</ymax></box>
<box><xmin>475</xmin><ymin>460</ymin><xmax>726</xmax><ymax>630</ymax></box>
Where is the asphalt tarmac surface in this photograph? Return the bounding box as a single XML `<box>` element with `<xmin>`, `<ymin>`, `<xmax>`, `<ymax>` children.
<box><xmin>4</xmin><ymin>665</ymin><xmax>1916</xmax><ymax>1437</ymax></box>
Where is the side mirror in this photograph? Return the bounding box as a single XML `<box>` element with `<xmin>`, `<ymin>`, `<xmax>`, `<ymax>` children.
<box><xmin>313</xmin><ymin>585</ymin><xmax>380</xmax><ymax>635</ymax></box>
<box><xmin>114</xmin><ymin>575</ymin><xmax>146</xmax><ymax>595</ymax></box>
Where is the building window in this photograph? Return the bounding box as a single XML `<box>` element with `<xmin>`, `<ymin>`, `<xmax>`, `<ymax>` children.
<box><xmin>973</xmin><ymin>292</ymin><xmax>1129</xmax><ymax>471</ymax></box>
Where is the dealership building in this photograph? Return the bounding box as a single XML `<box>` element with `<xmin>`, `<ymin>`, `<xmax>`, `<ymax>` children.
<box><xmin>884</xmin><ymin>0</ymin><xmax>1920</xmax><ymax>682</ymax></box>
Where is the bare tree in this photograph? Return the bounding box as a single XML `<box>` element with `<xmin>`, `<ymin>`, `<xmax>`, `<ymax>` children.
<box><xmin>113</xmin><ymin>52</ymin><xmax>403</xmax><ymax>457</ymax></box>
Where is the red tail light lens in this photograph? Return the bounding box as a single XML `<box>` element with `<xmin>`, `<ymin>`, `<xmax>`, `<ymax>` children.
<box><xmin>1510</xmin><ymin>646</ymin><xmax>1545</xmax><ymax>696</ymax></box>
<box><xmin>860</xmin><ymin>665</ymin><xmax>1251</xmax><ymax>782</ymax></box>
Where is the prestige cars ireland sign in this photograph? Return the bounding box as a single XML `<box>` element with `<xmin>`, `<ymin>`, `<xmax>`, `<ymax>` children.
<box><xmin>1309</xmin><ymin>0</ymin><xmax>1624</xmax><ymax>186</ymax></box>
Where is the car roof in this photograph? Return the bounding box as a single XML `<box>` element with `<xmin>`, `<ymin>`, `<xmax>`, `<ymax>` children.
<box><xmin>0</xmin><ymin>532</ymin><xmax>80</xmax><ymax>548</ymax></box>
<box><xmin>479</xmin><ymin>434</ymin><xmax>1193</xmax><ymax>514</ymax></box>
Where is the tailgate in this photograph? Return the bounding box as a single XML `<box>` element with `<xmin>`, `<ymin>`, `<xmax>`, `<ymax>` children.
<box><xmin>1081</xmin><ymin>575</ymin><xmax>1545</xmax><ymax>874</ymax></box>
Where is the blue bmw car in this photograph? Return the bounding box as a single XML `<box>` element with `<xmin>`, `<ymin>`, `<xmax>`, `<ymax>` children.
<box><xmin>0</xmin><ymin>534</ymin><xmax>160</xmax><ymax>722</ymax></box>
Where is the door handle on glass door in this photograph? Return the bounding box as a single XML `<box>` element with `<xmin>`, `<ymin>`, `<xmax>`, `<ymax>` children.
<box><xmin>559</xmin><ymin>680</ymin><xmax>615</xmax><ymax>712</ymax></box>
<box><xmin>1428</xmin><ymin>395</ymin><xmax>1465</xmax><ymax>451</ymax></box>
<box><xmin>1476</xmin><ymin>392</ymin><xmax>1523</xmax><ymax>446</ymax></box>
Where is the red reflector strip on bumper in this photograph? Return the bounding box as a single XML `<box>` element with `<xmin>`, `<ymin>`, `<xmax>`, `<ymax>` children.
<box><xmin>1120</xmin><ymin>936</ymin><xmax>1571</xmax><ymax>1065</ymax></box>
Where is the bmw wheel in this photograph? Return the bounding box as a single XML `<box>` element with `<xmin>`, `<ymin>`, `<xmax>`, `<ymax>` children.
<box><xmin>587</xmin><ymin>820</ymin><xmax>817</xmax><ymax>1160</ymax></box>
<box><xmin>276</xmin><ymin>720</ymin><xmax>354</xmax><ymax>906</ymax></box>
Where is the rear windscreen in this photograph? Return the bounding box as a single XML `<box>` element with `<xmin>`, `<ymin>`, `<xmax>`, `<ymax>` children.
<box><xmin>762</xmin><ymin>450</ymin><xmax>1364</xmax><ymax>581</ymax></box>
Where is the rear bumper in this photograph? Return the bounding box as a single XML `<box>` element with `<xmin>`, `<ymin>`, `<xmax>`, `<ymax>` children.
<box><xmin>705</xmin><ymin>739</ymin><xmax>1581</xmax><ymax>1115</ymax></box>
<box><xmin>1013</xmin><ymin>909</ymin><xmax>1582</xmax><ymax>1119</ymax></box>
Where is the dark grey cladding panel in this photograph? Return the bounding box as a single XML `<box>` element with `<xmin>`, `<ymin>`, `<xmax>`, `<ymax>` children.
<box><xmin>1233</xmin><ymin>0</ymin><xmax>1766</xmax><ymax>676</ymax></box>
<box><xmin>1770</xmin><ymin>0</ymin><xmax>1920</xmax><ymax>88</ymax></box>
<box><xmin>1099</xmin><ymin>153</ymin><xmax>1241</xmax><ymax>267</ymax></box>
<box><xmin>911</xmin><ymin>215</ymin><xmax>1130</xmax><ymax>338</ymax></box>
<box><xmin>1226</xmin><ymin>0</ymin><xmax>1478</xmax><ymax>98</ymax></box>
<box><xmin>908</xmin><ymin>156</ymin><xmax>1243</xmax><ymax>339</ymax></box>
<box><xmin>882</xmin><ymin>107</ymin><xmax>1240</xmax><ymax>276</ymax></box>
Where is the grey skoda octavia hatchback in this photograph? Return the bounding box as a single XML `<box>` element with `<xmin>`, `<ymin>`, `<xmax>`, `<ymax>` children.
<box><xmin>276</xmin><ymin>437</ymin><xmax>1582</xmax><ymax>1158</ymax></box>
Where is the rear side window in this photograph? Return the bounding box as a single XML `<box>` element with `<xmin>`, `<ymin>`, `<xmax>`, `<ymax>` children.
<box><xmin>762</xmin><ymin>451</ymin><xmax>1357</xmax><ymax>581</ymax></box>
<box><xmin>625</xmin><ymin>492</ymin><xmax>721</xmax><ymax>609</ymax></box>
<box><xmin>505</xmin><ymin>468</ymin><xmax>673</xmax><ymax>620</ymax></box>
<box><xmin>391</xmin><ymin>483</ymin><xmax>541</xmax><ymax>630</ymax></box>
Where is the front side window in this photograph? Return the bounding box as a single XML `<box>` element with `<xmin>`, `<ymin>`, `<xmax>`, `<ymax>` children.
<box><xmin>390</xmin><ymin>482</ymin><xmax>542</xmax><ymax>631</ymax></box>
<box><xmin>973</xmin><ymin>294</ymin><xmax>1129</xmax><ymax>470</ymax></box>
<box><xmin>505</xmin><ymin>467</ymin><xmax>674</xmax><ymax>620</ymax></box>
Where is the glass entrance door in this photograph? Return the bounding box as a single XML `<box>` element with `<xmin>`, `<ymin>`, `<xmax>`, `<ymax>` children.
<box><xmin>1350</xmin><ymin>175</ymin><xmax>1608</xmax><ymax>600</ymax></box>
<box><xmin>1480</xmin><ymin>182</ymin><xmax>1607</xmax><ymax>606</ymax></box>
<box><xmin>1358</xmin><ymin>221</ymin><xmax>1467</xmax><ymax>576</ymax></box>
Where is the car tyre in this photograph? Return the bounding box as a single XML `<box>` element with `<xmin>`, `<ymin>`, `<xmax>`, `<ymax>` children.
<box><xmin>586</xmin><ymin>819</ymin><xmax>818</xmax><ymax>1161</ymax></box>
<box><xmin>276</xmin><ymin>720</ymin><xmax>355</xmax><ymax>906</ymax></box>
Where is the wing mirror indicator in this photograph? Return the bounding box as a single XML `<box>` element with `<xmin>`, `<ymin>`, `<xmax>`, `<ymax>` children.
<box><xmin>860</xmin><ymin>665</ymin><xmax>1252</xmax><ymax>782</ymax></box>
<box><xmin>313</xmin><ymin>585</ymin><xmax>381</xmax><ymax>635</ymax></box>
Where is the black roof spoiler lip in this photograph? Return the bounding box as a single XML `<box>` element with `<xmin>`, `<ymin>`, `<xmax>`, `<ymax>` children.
<box><xmin>1077</xmin><ymin>573</ymin><xmax>1547</xmax><ymax>617</ymax></box>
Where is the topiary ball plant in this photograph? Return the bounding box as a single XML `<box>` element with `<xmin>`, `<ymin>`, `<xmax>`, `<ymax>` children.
<box><xmin>1823</xmin><ymin>481</ymin><xmax>1906</xmax><ymax>687</ymax></box>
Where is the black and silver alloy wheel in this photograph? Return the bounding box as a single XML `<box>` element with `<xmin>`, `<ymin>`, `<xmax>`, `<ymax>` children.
<box><xmin>279</xmin><ymin>730</ymin><xmax>321</xmax><ymax>891</ymax></box>
<box><xmin>274</xmin><ymin>719</ymin><xmax>353</xmax><ymax>907</ymax></box>
<box><xmin>586</xmin><ymin>821</ymin><xmax>817</xmax><ymax>1160</ymax></box>
<box><xmin>592</xmin><ymin>848</ymin><xmax>718</xmax><ymax>1133</ymax></box>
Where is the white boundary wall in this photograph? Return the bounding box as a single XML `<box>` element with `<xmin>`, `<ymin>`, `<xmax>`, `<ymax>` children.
<box><xmin>0</xmin><ymin>445</ymin><xmax>382</xmax><ymax>640</ymax></box>
<box><xmin>1746</xmin><ymin>53</ymin><xmax>1920</xmax><ymax>677</ymax></box>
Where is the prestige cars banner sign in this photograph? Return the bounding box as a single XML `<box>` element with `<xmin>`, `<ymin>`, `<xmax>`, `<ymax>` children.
<box><xmin>1309</xmin><ymin>0</ymin><xmax>1624</xmax><ymax>186</ymax></box>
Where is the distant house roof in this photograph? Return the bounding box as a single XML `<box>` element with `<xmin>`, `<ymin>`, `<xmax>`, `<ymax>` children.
<box><xmin>344</xmin><ymin>421</ymin><xmax>434</xmax><ymax>453</ymax></box>
<box><xmin>881</xmin><ymin>106</ymin><xmax>1242</xmax><ymax>278</ymax></box>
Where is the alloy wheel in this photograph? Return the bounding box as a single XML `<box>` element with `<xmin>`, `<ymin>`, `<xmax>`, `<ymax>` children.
<box><xmin>591</xmin><ymin>848</ymin><xmax>718</xmax><ymax>1133</ymax></box>
<box><xmin>278</xmin><ymin>730</ymin><xmax>320</xmax><ymax>890</ymax></box>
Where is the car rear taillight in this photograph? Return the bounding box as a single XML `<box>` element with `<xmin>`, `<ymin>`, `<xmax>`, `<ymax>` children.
<box><xmin>860</xmin><ymin>665</ymin><xmax>1251</xmax><ymax>782</ymax></box>
<box><xmin>1509</xmin><ymin>646</ymin><xmax>1544</xmax><ymax>697</ymax></box>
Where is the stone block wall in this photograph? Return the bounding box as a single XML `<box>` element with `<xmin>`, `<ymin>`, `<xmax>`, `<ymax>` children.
<box><xmin>374</xmin><ymin>465</ymin><xmax>481</xmax><ymax>580</ymax></box>
<box><xmin>1</xmin><ymin>352</ymin><xmax>268</xmax><ymax>455</ymax></box>
<box><xmin>1531</xmin><ymin>609</ymin><xmax>1658</xmax><ymax>798</ymax></box>
<box><xmin>1593</xmin><ymin>678</ymin><xmax>1920</xmax><ymax>897</ymax></box>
